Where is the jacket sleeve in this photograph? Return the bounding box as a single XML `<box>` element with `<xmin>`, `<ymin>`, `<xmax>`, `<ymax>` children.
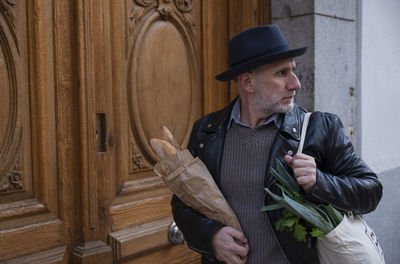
<box><xmin>170</xmin><ymin>119</ymin><xmax>224</xmax><ymax>259</ymax></box>
<box><xmin>171</xmin><ymin>195</ymin><xmax>224</xmax><ymax>257</ymax></box>
<box><xmin>309</xmin><ymin>113</ymin><xmax>383</xmax><ymax>215</ymax></box>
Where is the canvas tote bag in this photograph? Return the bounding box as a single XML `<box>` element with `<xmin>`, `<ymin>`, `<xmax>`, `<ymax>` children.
<box><xmin>299</xmin><ymin>113</ymin><xmax>385</xmax><ymax>264</ymax></box>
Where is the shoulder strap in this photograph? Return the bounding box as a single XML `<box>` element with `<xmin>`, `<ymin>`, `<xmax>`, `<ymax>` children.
<box><xmin>297</xmin><ymin>112</ymin><xmax>312</xmax><ymax>154</ymax></box>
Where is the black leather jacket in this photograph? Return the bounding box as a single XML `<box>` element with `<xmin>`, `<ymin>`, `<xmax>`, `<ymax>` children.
<box><xmin>171</xmin><ymin>99</ymin><xmax>383</xmax><ymax>264</ymax></box>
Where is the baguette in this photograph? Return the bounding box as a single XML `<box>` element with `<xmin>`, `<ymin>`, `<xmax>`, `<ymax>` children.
<box><xmin>162</xmin><ymin>126</ymin><xmax>181</xmax><ymax>150</ymax></box>
<box><xmin>150</xmin><ymin>138</ymin><xmax>177</xmax><ymax>159</ymax></box>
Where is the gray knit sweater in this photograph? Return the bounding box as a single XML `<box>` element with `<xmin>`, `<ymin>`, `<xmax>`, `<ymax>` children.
<box><xmin>220</xmin><ymin>122</ymin><xmax>288</xmax><ymax>263</ymax></box>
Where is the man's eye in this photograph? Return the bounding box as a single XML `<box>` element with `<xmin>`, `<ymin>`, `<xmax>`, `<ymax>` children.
<box><xmin>278</xmin><ymin>70</ymin><xmax>287</xmax><ymax>76</ymax></box>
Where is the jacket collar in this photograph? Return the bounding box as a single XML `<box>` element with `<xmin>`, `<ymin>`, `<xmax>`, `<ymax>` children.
<box><xmin>279</xmin><ymin>104</ymin><xmax>302</xmax><ymax>141</ymax></box>
<box><xmin>202</xmin><ymin>98</ymin><xmax>238</xmax><ymax>133</ymax></box>
<box><xmin>202</xmin><ymin>97</ymin><xmax>303</xmax><ymax>141</ymax></box>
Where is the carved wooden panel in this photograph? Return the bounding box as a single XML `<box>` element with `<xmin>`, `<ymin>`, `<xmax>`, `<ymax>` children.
<box><xmin>0</xmin><ymin>0</ymin><xmax>30</xmax><ymax>200</ymax></box>
<box><xmin>0</xmin><ymin>0</ymin><xmax>69</xmax><ymax>262</ymax></box>
<box><xmin>126</xmin><ymin>0</ymin><xmax>200</xmax><ymax>168</ymax></box>
<box><xmin>106</xmin><ymin>0</ymin><xmax>202</xmax><ymax>262</ymax></box>
<box><xmin>111</xmin><ymin>0</ymin><xmax>201</xmax><ymax>208</ymax></box>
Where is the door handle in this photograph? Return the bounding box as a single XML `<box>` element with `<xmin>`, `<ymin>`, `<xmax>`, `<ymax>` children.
<box><xmin>168</xmin><ymin>222</ymin><xmax>185</xmax><ymax>245</ymax></box>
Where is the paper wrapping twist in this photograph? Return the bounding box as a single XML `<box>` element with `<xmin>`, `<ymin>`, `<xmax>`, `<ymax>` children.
<box><xmin>154</xmin><ymin>149</ymin><xmax>243</xmax><ymax>232</ymax></box>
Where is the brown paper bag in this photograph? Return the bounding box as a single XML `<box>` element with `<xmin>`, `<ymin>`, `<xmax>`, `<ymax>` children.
<box><xmin>154</xmin><ymin>149</ymin><xmax>242</xmax><ymax>232</ymax></box>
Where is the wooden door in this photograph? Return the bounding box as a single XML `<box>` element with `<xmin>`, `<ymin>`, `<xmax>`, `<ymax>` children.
<box><xmin>0</xmin><ymin>0</ymin><xmax>269</xmax><ymax>263</ymax></box>
<box><xmin>0</xmin><ymin>0</ymin><xmax>72</xmax><ymax>262</ymax></box>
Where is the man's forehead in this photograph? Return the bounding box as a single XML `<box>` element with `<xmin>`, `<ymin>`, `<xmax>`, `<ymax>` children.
<box><xmin>264</xmin><ymin>58</ymin><xmax>296</xmax><ymax>70</ymax></box>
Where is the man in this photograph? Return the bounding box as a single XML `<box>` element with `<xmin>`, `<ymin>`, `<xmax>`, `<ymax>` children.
<box><xmin>171</xmin><ymin>24</ymin><xmax>382</xmax><ymax>264</ymax></box>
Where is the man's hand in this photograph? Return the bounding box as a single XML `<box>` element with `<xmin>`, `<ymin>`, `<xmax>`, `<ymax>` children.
<box><xmin>284</xmin><ymin>153</ymin><xmax>316</xmax><ymax>193</ymax></box>
<box><xmin>212</xmin><ymin>226</ymin><xmax>249</xmax><ymax>264</ymax></box>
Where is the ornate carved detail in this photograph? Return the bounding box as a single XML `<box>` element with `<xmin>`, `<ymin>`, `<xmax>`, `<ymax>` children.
<box><xmin>174</xmin><ymin>0</ymin><xmax>193</xmax><ymax>12</ymax></box>
<box><xmin>174</xmin><ymin>0</ymin><xmax>194</xmax><ymax>28</ymax></box>
<box><xmin>133</xmin><ymin>154</ymin><xmax>144</xmax><ymax>169</ymax></box>
<box><xmin>130</xmin><ymin>0</ymin><xmax>156</xmax><ymax>21</ymax></box>
<box><xmin>0</xmin><ymin>0</ymin><xmax>15</xmax><ymax>28</ymax></box>
<box><xmin>158</xmin><ymin>6</ymin><xmax>174</xmax><ymax>20</ymax></box>
<box><xmin>129</xmin><ymin>5</ymin><xmax>146</xmax><ymax>24</ymax></box>
<box><xmin>129</xmin><ymin>0</ymin><xmax>157</xmax><ymax>41</ymax></box>
<box><xmin>129</xmin><ymin>0</ymin><xmax>195</xmax><ymax>36</ymax></box>
<box><xmin>130</xmin><ymin>144</ymin><xmax>149</xmax><ymax>172</ymax></box>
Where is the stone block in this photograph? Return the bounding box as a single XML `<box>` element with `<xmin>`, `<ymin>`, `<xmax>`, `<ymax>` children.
<box><xmin>314</xmin><ymin>15</ymin><xmax>357</xmax><ymax>134</ymax></box>
<box><xmin>315</xmin><ymin>0</ymin><xmax>357</xmax><ymax>21</ymax></box>
<box><xmin>271</xmin><ymin>0</ymin><xmax>314</xmax><ymax>19</ymax></box>
<box><xmin>271</xmin><ymin>0</ymin><xmax>357</xmax><ymax>21</ymax></box>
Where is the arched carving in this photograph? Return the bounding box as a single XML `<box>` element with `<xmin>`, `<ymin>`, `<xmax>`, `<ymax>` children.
<box><xmin>127</xmin><ymin>0</ymin><xmax>198</xmax><ymax>165</ymax></box>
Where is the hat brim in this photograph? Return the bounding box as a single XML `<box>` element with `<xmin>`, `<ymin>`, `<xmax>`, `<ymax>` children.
<box><xmin>215</xmin><ymin>46</ymin><xmax>308</xmax><ymax>81</ymax></box>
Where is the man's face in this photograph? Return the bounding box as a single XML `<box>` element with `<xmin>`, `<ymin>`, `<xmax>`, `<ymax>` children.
<box><xmin>251</xmin><ymin>58</ymin><xmax>301</xmax><ymax>115</ymax></box>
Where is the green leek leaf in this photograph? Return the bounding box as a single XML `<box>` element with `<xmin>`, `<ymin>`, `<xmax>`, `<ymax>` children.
<box><xmin>261</xmin><ymin>203</ymin><xmax>284</xmax><ymax>211</ymax></box>
<box><xmin>276</xmin><ymin>159</ymin><xmax>299</xmax><ymax>193</ymax></box>
<box><xmin>281</xmin><ymin>190</ymin><xmax>334</xmax><ymax>234</ymax></box>
<box><xmin>321</xmin><ymin>204</ymin><xmax>343</xmax><ymax>227</ymax></box>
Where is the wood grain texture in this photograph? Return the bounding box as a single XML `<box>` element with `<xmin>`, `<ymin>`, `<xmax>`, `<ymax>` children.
<box><xmin>201</xmin><ymin>0</ymin><xmax>230</xmax><ymax>115</ymax></box>
<box><xmin>110</xmin><ymin>194</ymin><xmax>172</xmax><ymax>231</ymax></box>
<box><xmin>0</xmin><ymin>198</ymin><xmax>46</xmax><ymax>220</ymax></box>
<box><xmin>5</xmin><ymin>246</ymin><xmax>67</xmax><ymax>264</ymax></box>
<box><xmin>0</xmin><ymin>219</ymin><xmax>62</xmax><ymax>260</ymax></box>
<box><xmin>108</xmin><ymin>217</ymin><xmax>172</xmax><ymax>261</ymax></box>
<box><xmin>52</xmin><ymin>0</ymin><xmax>81</xmax><ymax>254</ymax></box>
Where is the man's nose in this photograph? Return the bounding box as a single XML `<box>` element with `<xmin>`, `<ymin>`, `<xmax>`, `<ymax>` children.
<box><xmin>288</xmin><ymin>73</ymin><xmax>301</xmax><ymax>91</ymax></box>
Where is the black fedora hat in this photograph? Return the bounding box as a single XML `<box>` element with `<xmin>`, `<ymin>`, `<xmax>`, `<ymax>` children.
<box><xmin>215</xmin><ymin>24</ymin><xmax>308</xmax><ymax>81</ymax></box>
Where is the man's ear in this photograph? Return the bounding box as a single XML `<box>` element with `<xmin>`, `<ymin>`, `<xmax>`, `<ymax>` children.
<box><xmin>237</xmin><ymin>72</ymin><xmax>255</xmax><ymax>93</ymax></box>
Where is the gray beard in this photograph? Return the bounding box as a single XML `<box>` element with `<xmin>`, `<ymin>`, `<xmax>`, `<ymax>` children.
<box><xmin>260</xmin><ymin>100</ymin><xmax>294</xmax><ymax>116</ymax></box>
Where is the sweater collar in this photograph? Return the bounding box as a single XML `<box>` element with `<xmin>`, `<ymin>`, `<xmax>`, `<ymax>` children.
<box><xmin>227</xmin><ymin>98</ymin><xmax>282</xmax><ymax>129</ymax></box>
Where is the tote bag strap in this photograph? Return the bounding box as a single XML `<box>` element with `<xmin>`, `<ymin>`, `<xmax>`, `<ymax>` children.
<box><xmin>297</xmin><ymin>112</ymin><xmax>312</xmax><ymax>154</ymax></box>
